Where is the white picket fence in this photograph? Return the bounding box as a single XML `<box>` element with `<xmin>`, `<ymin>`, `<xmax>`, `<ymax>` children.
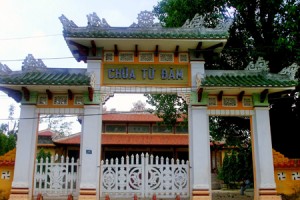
<box><xmin>33</xmin><ymin>154</ymin><xmax>80</xmax><ymax>197</ymax></box>
<box><xmin>100</xmin><ymin>153</ymin><xmax>190</xmax><ymax>199</ymax></box>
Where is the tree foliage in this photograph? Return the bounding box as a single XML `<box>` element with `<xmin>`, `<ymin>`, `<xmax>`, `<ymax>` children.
<box><xmin>0</xmin><ymin>104</ymin><xmax>17</xmax><ymax>155</ymax></box>
<box><xmin>152</xmin><ymin>0</ymin><xmax>300</xmax><ymax>157</ymax></box>
<box><xmin>144</xmin><ymin>94</ymin><xmax>188</xmax><ymax>127</ymax></box>
<box><xmin>36</xmin><ymin>148</ymin><xmax>51</xmax><ymax>163</ymax></box>
<box><xmin>153</xmin><ymin>0</ymin><xmax>300</xmax><ymax>72</ymax></box>
<box><xmin>218</xmin><ymin>149</ymin><xmax>253</xmax><ymax>187</ymax></box>
<box><xmin>0</xmin><ymin>133</ymin><xmax>16</xmax><ymax>156</ymax></box>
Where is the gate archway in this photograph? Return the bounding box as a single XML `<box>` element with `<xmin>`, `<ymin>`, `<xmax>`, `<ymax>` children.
<box><xmin>1</xmin><ymin>11</ymin><xmax>297</xmax><ymax>200</ymax></box>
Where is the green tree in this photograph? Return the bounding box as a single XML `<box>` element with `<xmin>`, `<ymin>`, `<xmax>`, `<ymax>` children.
<box><xmin>144</xmin><ymin>94</ymin><xmax>188</xmax><ymax>128</ymax></box>
<box><xmin>36</xmin><ymin>148</ymin><xmax>51</xmax><ymax>163</ymax></box>
<box><xmin>153</xmin><ymin>0</ymin><xmax>300</xmax><ymax>72</ymax></box>
<box><xmin>0</xmin><ymin>104</ymin><xmax>17</xmax><ymax>155</ymax></box>
<box><xmin>0</xmin><ymin>133</ymin><xmax>16</xmax><ymax>156</ymax></box>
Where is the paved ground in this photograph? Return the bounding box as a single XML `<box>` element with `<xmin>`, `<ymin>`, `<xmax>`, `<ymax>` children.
<box><xmin>212</xmin><ymin>189</ymin><xmax>254</xmax><ymax>200</ymax></box>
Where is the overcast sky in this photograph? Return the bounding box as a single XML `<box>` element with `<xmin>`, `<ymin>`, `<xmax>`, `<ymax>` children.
<box><xmin>0</xmin><ymin>0</ymin><xmax>159</xmax><ymax>121</ymax></box>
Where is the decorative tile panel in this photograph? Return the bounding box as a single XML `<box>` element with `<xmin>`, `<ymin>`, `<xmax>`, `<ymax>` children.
<box><xmin>277</xmin><ymin>172</ymin><xmax>286</xmax><ymax>180</ymax></box>
<box><xmin>222</xmin><ymin>97</ymin><xmax>237</xmax><ymax>107</ymax></box>
<box><xmin>37</xmin><ymin>95</ymin><xmax>48</xmax><ymax>105</ymax></box>
<box><xmin>53</xmin><ymin>95</ymin><xmax>68</xmax><ymax>105</ymax></box>
<box><xmin>104</xmin><ymin>52</ymin><xmax>114</xmax><ymax>62</ymax></box>
<box><xmin>243</xmin><ymin>97</ymin><xmax>253</xmax><ymax>107</ymax></box>
<box><xmin>159</xmin><ymin>53</ymin><xmax>174</xmax><ymax>62</ymax></box>
<box><xmin>74</xmin><ymin>95</ymin><xmax>84</xmax><ymax>105</ymax></box>
<box><xmin>292</xmin><ymin>172</ymin><xmax>300</xmax><ymax>180</ymax></box>
<box><xmin>119</xmin><ymin>52</ymin><xmax>134</xmax><ymax>62</ymax></box>
<box><xmin>208</xmin><ymin>96</ymin><xmax>217</xmax><ymax>106</ymax></box>
<box><xmin>179</xmin><ymin>53</ymin><xmax>188</xmax><ymax>62</ymax></box>
<box><xmin>139</xmin><ymin>52</ymin><xmax>154</xmax><ymax>62</ymax></box>
<box><xmin>1</xmin><ymin>171</ymin><xmax>10</xmax><ymax>179</ymax></box>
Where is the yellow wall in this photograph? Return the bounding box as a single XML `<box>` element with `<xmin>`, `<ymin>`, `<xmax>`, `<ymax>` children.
<box><xmin>273</xmin><ymin>149</ymin><xmax>300</xmax><ymax>195</ymax></box>
<box><xmin>0</xmin><ymin>149</ymin><xmax>16</xmax><ymax>200</ymax></box>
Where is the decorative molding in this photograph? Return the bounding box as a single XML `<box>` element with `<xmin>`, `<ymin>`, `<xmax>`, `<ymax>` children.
<box><xmin>36</xmin><ymin>107</ymin><xmax>84</xmax><ymax>114</ymax></box>
<box><xmin>59</xmin><ymin>14</ymin><xmax>78</xmax><ymax>29</ymax></box>
<box><xmin>86</xmin><ymin>12</ymin><xmax>110</xmax><ymax>28</ymax></box>
<box><xmin>119</xmin><ymin>52</ymin><xmax>134</xmax><ymax>62</ymax></box>
<box><xmin>179</xmin><ymin>53</ymin><xmax>188</xmax><ymax>63</ymax></box>
<box><xmin>104</xmin><ymin>52</ymin><xmax>114</xmax><ymax>62</ymax></box>
<box><xmin>222</xmin><ymin>96</ymin><xmax>237</xmax><ymax>107</ymax></box>
<box><xmin>244</xmin><ymin>57</ymin><xmax>269</xmax><ymax>72</ymax></box>
<box><xmin>0</xmin><ymin>63</ymin><xmax>12</xmax><ymax>75</ymax></box>
<box><xmin>242</xmin><ymin>97</ymin><xmax>253</xmax><ymax>107</ymax></box>
<box><xmin>195</xmin><ymin>72</ymin><xmax>204</xmax><ymax>88</ymax></box>
<box><xmin>129</xmin><ymin>11</ymin><xmax>161</xmax><ymax>28</ymax></box>
<box><xmin>101</xmin><ymin>93</ymin><xmax>114</xmax><ymax>105</ymax></box>
<box><xmin>182</xmin><ymin>13</ymin><xmax>232</xmax><ymax>31</ymax></box>
<box><xmin>159</xmin><ymin>53</ymin><xmax>174</xmax><ymax>62</ymax></box>
<box><xmin>139</xmin><ymin>52</ymin><xmax>154</xmax><ymax>62</ymax></box>
<box><xmin>22</xmin><ymin>54</ymin><xmax>47</xmax><ymax>71</ymax></box>
<box><xmin>208</xmin><ymin>96</ymin><xmax>217</xmax><ymax>106</ymax></box>
<box><xmin>279</xmin><ymin>63</ymin><xmax>300</xmax><ymax>80</ymax></box>
<box><xmin>53</xmin><ymin>95</ymin><xmax>68</xmax><ymax>105</ymax></box>
<box><xmin>178</xmin><ymin>93</ymin><xmax>191</xmax><ymax>105</ymax></box>
<box><xmin>37</xmin><ymin>95</ymin><xmax>48</xmax><ymax>105</ymax></box>
<box><xmin>208</xmin><ymin>109</ymin><xmax>254</xmax><ymax>116</ymax></box>
<box><xmin>74</xmin><ymin>95</ymin><xmax>84</xmax><ymax>105</ymax></box>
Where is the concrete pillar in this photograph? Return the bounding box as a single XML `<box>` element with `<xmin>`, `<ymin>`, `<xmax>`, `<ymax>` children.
<box><xmin>189</xmin><ymin>106</ymin><xmax>211</xmax><ymax>200</ymax></box>
<box><xmin>78</xmin><ymin>105</ymin><xmax>102</xmax><ymax>200</ymax></box>
<box><xmin>10</xmin><ymin>105</ymin><xmax>38</xmax><ymax>200</ymax></box>
<box><xmin>252</xmin><ymin>107</ymin><xmax>281</xmax><ymax>200</ymax></box>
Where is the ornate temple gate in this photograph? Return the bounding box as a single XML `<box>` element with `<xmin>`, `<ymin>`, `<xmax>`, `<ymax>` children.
<box><xmin>1</xmin><ymin>11</ymin><xmax>298</xmax><ymax>200</ymax></box>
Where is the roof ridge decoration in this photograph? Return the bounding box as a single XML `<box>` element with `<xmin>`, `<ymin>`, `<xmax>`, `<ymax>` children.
<box><xmin>87</xmin><ymin>12</ymin><xmax>110</xmax><ymax>28</ymax></box>
<box><xmin>22</xmin><ymin>54</ymin><xmax>47</xmax><ymax>72</ymax></box>
<box><xmin>182</xmin><ymin>13</ymin><xmax>232</xmax><ymax>30</ymax></box>
<box><xmin>59</xmin><ymin>14</ymin><xmax>78</xmax><ymax>29</ymax></box>
<box><xmin>0</xmin><ymin>63</ymin><xmax>12</xmax><ymax>75</ymax></box>
<box><xmin>244</xmin><ymin>57</ymin><xmax>269</xmax><ymax>72</ymax></box>
<box><xmin>129</xmin><ymin>10</ymin><xmax>161</xmax><ymax>28</ymax></box>
<box><xmin>278</xmin><ymin>63</ymin><xmax>299</xmax><ymax>80</ymax></box>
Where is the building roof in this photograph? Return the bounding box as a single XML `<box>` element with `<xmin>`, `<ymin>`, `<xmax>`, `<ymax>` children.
<box><xmin>59</xmin><ymin>12</ymin><xmax>230</xmax><ymax>62</ymax></box>
<box><xmin>53</xmin><ymin>133</ymin><xmax>81</xmax><ymax>145</ymax></box>
<box><xmin>60</xmin><ymin>12</ymin><xmax>230</xmax><ymax>40</ymax></box>
<box><xmin>202</xmin><ymin>72</ymin><xmax>297</xmax><ymax>88</ymax></box>
<box><xmin>37</xmin><ymin>129</ymin><xmax>55</xmax><ymax>145</ymax></box>
<box><xmin>102</xmin><ymin>113</ymin><xmax>185</xmax><ymax>122</ymax></box>
<box><xmin>0</xmin><ymin>68</ymin><xmax>90</xmax><ymax>86</ymax></box>
<box><xmin>38</xmin><ymin>129</ymin><xmax>55</xmax><ymax>136</ymax></box>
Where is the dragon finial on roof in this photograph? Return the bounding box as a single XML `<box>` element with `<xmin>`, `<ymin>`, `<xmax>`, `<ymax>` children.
<box><xmin>279</xmin><ymin>63</ymin><xmax>300</xmax><ymax>80</ymax></box>
<box><xmin>0</xmin><ymin>63</ymin><xmax>12</xmax><ymax>75</ymax></box>
<box><xmin>59</xmin><ymin>14</ymin><xmax>78</xmax><ymax>29</ymax></box>
<box><xmin>87</xmin><ymin>12</ymin><xmax>110</xmax><ymax>28</ymax></box>
<box><xmin>22</xmin><ymin>54</ymin><xmax>47</xmax><ymax>71</ymax></box>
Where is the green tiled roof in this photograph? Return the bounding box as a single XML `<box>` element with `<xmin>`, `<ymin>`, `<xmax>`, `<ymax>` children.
<box><xmin>63</xmin><ymin>27</ymin><xmax>229</xmax><ymax>39</ymax></box>
<box><xmin>0</xmin><ymin>68</ymin><xmax>91</xmax><ymax>86</ymax></box>
<box><xmin>202</xmin><ymin>74</ymin><xmax>297</xmax><ymax>87</ymax></box>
